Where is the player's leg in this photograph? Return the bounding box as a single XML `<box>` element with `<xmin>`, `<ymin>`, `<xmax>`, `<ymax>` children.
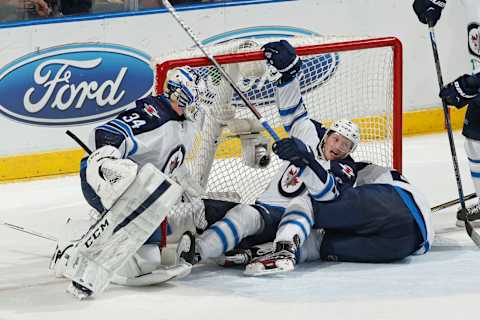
<box><xmin>244</xmin><ymin>196</ymin><xmax>313</xmax><ymax>276</ymax></box>
<box><xmin>177</xmin><ymin>202</ymin><xmax>266</xmax><ymax>264</ymax></box>
<box><xmin>320</xmin><ymin>227</ymin><xmax>423</xmax><ymax>263</ymax></box>
<box><xmin>458</xmin><ymin>102</ymin><xmax>480</xmax><ymax>226</ymax></box>
<box><xmin>310</xmin><ymin>185</ymin><xmax>396</xmax><ymax>230</ymax></box>
<box><xmin>319</xmin><ymin>187</ymin><xmax>424</xmax><ymax>262</ymax></box>
<box><xmin>63</xmin><ymin>163</ymin><xmax>183</xmax><ymax>299</ymax></box>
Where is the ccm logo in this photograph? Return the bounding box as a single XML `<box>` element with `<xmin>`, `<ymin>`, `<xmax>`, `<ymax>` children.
<box><xmin>85</xmin><ymin>218</ymin><xmax>110</xmax><ymax>248</ymax></box>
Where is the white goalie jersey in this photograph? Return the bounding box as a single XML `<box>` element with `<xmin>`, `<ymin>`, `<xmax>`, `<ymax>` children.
<box><xmin>89</xmin><ymin>95</ymin><xmax>200</xmax><ymax>176</ymax></box>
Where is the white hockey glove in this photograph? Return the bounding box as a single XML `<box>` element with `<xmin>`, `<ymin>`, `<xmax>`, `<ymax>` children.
<box><xmin>86</xmin><ymin>145</ymin><xmax>138</xmax><ymax>210</ymax></box>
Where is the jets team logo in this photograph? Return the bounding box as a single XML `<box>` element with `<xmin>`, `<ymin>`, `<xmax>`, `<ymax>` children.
<box><xmin>162</xmin><ymin>145</ymin><xmax>185</xmax><ymax>175</ymax></box>
<box><xmin>278</xmin><ymin>164</ymin><xmax>306</xmax><ymax>197</ymax></box>
<box><xmin>468</xmin><ymin>23</ymin><xmax>480</xmax><ymax>58</ymax></box>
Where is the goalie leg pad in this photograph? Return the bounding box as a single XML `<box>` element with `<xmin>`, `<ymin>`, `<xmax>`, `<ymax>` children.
<box><xmin>111</xmin><ymin>262</ymin><xmax>192</xmax><ymax>286</ymax></box>
<box><xmin>66</xmin><ymin>163</ymin><xmax>182</xmax><ymax>298</ymax></box>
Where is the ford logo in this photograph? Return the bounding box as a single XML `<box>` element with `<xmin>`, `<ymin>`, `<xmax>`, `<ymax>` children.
<box><xmin>0</xmin><ymin>44</ymin><xmax>153</xmax><ymax>126</ymax></box>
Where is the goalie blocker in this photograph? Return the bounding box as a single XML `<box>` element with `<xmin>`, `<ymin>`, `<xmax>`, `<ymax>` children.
<box><xmin>64</xmin><ymin>163</ymin><xmax>184</xmax><ymax>299</ymax></box>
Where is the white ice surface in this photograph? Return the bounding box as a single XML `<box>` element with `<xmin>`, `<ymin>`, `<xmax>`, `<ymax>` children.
<box><xmin>1</xmin><ymin>132</ymin><xmax>480</xmax><ymax>320</ymax></box>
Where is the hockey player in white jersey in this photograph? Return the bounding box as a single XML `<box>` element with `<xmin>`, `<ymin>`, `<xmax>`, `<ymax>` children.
<box><xmin>244</xmin><ymin>162</ymin><xmax>433</xmax><ymax>276</ymax></box>
<box><xmin>175</xmin><ymin>40</ymin><xmax>360</xmax><ymax>273</ymax></box>
<box><xmin>413</xmin><ymin>0</ymin><xmax>480</xmax><ymax>226</ymax></box>
<box><xmin>49</xmin><ymin>66</ymin><xmax>205</xmax><ymax>299</ymax></box>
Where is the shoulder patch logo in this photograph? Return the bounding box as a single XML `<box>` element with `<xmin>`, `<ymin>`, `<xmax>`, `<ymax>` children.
<box><xmin>468</xmin><ymin>23</ymin><xmax>480</xmax><ymax>59</ymax></box>
<box><xmin>143</xmin><ymin>104</ymin><xmax>159</xmax><ymax>118</ymax></box>
<box><xmin>339</xmin><ymin>163</ymin><xmax>355</xmax><ymax>179</ymax></box>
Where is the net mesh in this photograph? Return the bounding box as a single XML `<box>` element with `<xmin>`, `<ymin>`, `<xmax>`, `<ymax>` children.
<box><xmin>153</xmin><ymin>36</ymin><xmax>401</xmax><ymax>204</ymax></box>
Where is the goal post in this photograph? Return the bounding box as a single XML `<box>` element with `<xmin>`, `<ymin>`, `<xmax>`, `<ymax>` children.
<box><xmin>153</xmin><ymin>36</ymin><xmax>403</xmax><ymax>204</ymax></box>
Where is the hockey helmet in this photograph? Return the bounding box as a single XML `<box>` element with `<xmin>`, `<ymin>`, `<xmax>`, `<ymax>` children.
<box><xmin>326</xmin><ymin>119</ymin><xmax>360</xmax><ymax>154</ymax></box>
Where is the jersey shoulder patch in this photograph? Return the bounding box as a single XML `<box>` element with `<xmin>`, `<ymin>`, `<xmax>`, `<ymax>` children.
<box><xmin>107</xmin><ymin>95</ymin><xmax>184</xmax><ymax>136</ymax></box>
<box><xmin>329</xmin><ymin>159</ymin><xmax>358</xmax><ymax>188</ymax></box>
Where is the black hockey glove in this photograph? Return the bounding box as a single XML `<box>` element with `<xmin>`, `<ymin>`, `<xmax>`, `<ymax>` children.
<box><xmin>439</xmin><ymin>74</ymin><xmax>480</xmax><ymax>108</ymax></box>
<box><xmin>262</xmin><ymin>40</ymin><xmax>302</xmax><ymax>84</ymax></box>
<box><xmin>272</xmin><ymin>137</ymin><xmax>313</xmax><ymax>168</ymax></box>
<box><xmin>413</xmin><ymin>0</ymin><xmax>446</xmax><ymax>27</ymax></box>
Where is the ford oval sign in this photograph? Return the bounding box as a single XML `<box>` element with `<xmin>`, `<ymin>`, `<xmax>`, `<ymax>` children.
<box><xmin>0</xmin><ymin>44</ymin><xmax>153</xmax><ymax>126</ymax></box>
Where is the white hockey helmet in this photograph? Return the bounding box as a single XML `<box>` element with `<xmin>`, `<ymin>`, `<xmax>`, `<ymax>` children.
<box><xmin>327</xmin><ymin>119</ymin><xmax>360</xmax><ymax>153</ymax></box>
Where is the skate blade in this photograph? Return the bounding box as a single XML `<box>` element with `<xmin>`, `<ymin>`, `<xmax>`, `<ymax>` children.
<box><xmin>244</xmin><ymin>260</ymin><xmax>294</xmax><ymax>277</ymax></box>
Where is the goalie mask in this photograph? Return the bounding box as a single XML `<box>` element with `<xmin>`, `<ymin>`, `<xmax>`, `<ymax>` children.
<box><xmin>319</xmin><ymin>119</ymin><xmax>360</xmax><ymax>160</ymax></box>
<box><xmin>164</xmin><ymin>66</ymin><xmax>204</xmax><ymax>122</ymax></box>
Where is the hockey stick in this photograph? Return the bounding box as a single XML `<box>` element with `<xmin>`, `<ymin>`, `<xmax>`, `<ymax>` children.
<box><xmin>0</xmin><ymin>131</ymin><xmax>90</xmax><ymax>242</ymax></box>
<box><xmin>0</xmin><ymin>218</ymin><xmax>57</xmax><ymax>242</ymax></box>
<box><xmin>432</xmin><ymin>192</ymin><xmax>477</xmax><ymax>213</ymax></box>
<box><xmin>66</xmin><ymin>130</ymin><xmax>92</xmax><ymax>154</ymax></box>
<box><xmin>161</xmin><ymin>0</ymin><xmax>280</xmax><ymax>142</ymax></box>
<box><xmin>427</xmin><ymin>23</ymin><xmax>480</xmax><ymax>246</ymax></box>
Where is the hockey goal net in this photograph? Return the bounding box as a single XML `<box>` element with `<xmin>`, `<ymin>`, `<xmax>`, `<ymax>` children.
<box><xmin>153</xmin><ymin>36</ymin><xmax>402</xmax><ymax>204</ymax></box>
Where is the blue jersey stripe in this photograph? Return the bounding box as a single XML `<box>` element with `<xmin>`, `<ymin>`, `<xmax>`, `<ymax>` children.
<box><xmin>254</xmin><ymin>201</ymin><xmax>286</xmax><ymax>215</ymax></box>
<box><xmin>284</xmin><ymin>112</ymin><xmax>308</xmax><ymax>132</ymax></box>
<box><xmin>471</xmin><ymin>171</ymin><xmax>480</xmax><ymax>178</ymax></box>
<box><xmin>111</xmin><ymin>119</ymin><xmax>138</xmax><ymax>156</ymax></box>
<box><xmin>310</xmin><ymin>175</ymin><xmax>335</xmax><ymax>200</ymax></box>
<box><xmin>223</xmin><ymin>218</ymin><xmax>240</xmax><ymax>246</ymax></box>
<box><xmin>279</xmin><ymin>219</ymin><xmax>308</xmax><ymax>240</ymax></box>
<box><xmin>468</xmin><ymin>157</ymin><xmax>480</xmax><ymax>164</ymax></box>
<box><xmin>278</xmin><ymin>99</ymin><xmax>303</xmax><ymax>116</ymax></box>
<box><xmin>211</xmin><ymin>225</ymin><xmax>229</xmax><ymax>253</ymax></box>
<box><xmin>393</xmin><ymin>186</ymin><xmax>430</xmax><ymax>252</ymax></box>
<box><xmin>282</xmin><ymin>210</ymin><xmax>314</xmax><ymax>226</ymax></box>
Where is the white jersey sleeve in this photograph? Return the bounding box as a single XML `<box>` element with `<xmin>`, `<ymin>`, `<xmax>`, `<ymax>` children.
<box><xmin>275</xmin><ymin>77</ymin><xmax>321</xmax><ymax>149</ymax></box>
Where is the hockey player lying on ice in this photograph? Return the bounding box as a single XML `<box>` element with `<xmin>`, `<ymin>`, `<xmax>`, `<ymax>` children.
<box><xmin>175</xmin><ymin>40</ymin><xmax>434</xmax><ymax>276</ymax></box>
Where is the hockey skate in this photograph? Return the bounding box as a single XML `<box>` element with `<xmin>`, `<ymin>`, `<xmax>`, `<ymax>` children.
<box><xmin>216</xmin><ymin>246</ymin><xmax>269</xmax><ymax>267</ymax></box>
<box><xmin>244</xmin><ymin>236</ymin><xmax>299</xmax><ymax>276</ymax></box>
<box><xmin>457</xmin><ymin>202</ymin><xmax>480</xmax><ymax>227</ymax></box>
<box><xmin>176</xmin><ymin>231</ymin><xmax>201</xmax><ymax>265</ymax></box>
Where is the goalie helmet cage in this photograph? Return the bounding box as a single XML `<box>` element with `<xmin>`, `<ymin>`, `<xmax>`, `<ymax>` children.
<box><xmin>153</xmin><ymin>36</ymin><xmax>402</xmax><ymax>204</ymax></box>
